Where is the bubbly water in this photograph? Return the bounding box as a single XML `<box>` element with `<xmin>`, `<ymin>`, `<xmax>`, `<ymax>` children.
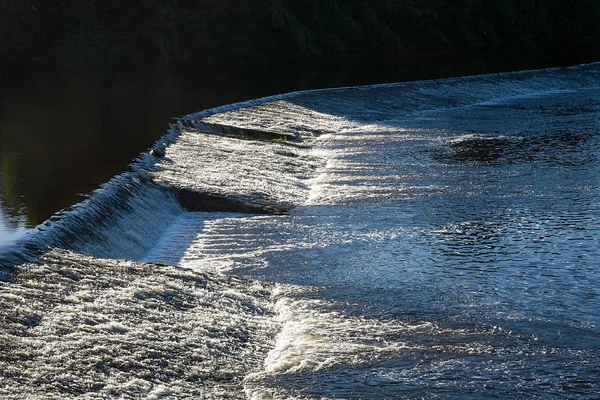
<box><xmin>1</xmin><ymin>64</ymin><xmax>600</xmax><ymax>399</ymax></box>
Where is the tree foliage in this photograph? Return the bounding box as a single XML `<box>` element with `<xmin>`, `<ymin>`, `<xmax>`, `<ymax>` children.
<box><xmin>0</xmin><ymin>0</ymin><xmax>599</xmax><ymax>84</ymax></box>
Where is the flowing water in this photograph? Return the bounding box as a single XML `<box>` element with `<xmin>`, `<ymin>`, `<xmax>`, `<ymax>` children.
<box><xmin>1</xmin><ymin>64</ymin><xmax>600</xmax><ymax>398</ymax></box>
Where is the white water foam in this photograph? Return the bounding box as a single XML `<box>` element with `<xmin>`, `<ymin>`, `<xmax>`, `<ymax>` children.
<box><xmin>151</xmin><ymin>130</ymin><xmax>322</xmax><ymax>211</ymax></box>
<box><xmin>0</xmin><ymin>249</ymin><xmax>278</xmax><ymax>399</ymax></box>
<box><xmin>243</xmin><ymin>294</ymin><xmax>475</xmax><ymax>400</ymax></box>
<box><xmin>7</xmin><ymin>63</ymin><xmax>598</xmax><ymax>266</ymax></box>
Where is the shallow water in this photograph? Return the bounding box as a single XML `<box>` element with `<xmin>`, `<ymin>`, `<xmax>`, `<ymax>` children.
<box><xmin>1</xmin><ymin>64</ymin><xmax>600</xmax><ymax>398</ymax></box>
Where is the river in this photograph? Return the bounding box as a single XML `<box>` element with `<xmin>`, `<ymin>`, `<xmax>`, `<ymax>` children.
<box><xmin>0</xmin><ymin>64</ymin><xmax>599</xmax><ymax>398</ymax></box>
<box><xmin>0</xmin><ymin>55</ymin><xmax>533</xmax><ymax>244</ymax></box>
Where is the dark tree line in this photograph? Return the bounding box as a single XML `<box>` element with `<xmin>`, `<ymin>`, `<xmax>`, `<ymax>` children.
<box><xmin>1</xmin><ymin>0</ymin><xmax>599</xmax><ymax>85</ymax></box>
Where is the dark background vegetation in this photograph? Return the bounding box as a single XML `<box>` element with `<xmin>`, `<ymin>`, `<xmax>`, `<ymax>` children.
<box><xmin>1</xmin><ymin>0</ymin><xmax>599</xmax><ymax>88</ymax></box>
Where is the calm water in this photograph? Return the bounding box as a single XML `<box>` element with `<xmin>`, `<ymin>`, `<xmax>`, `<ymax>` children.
<box><xmin>0</xmin><ymin>65</ymin><xmax>599</xmax><ymax>398</ymax></box>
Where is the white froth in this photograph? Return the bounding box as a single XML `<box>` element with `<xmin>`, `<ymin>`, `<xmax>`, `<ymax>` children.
<box><xmin>0</xmin><ymin>250</ymin><xmax>278</xmax><ymax>399</ymax></box>
<box><xmin>152</xmin><ymin>131</ymin><xmax>322</xmax><ymax>211</ymax></box>
<box><xmin>259</xmin><ymin>298</ymin><xmax>428</xmax><ymax>375</ymax></box>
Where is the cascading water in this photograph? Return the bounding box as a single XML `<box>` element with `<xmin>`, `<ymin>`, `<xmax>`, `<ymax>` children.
<box><xmin>1</xmin><ymin>63</ymin><xmax>600</xmax><ymax>399</ymax></box>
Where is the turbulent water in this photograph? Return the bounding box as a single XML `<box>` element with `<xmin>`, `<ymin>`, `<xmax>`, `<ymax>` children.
<box><xmin>1</xmin><ymin>64</ymin><xmax>600</xmax><ymax>399</ymax></box>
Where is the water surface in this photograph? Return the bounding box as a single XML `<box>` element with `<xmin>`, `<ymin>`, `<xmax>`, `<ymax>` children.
<box><xmin>158</xmin><ymin>76</ymin><xmax>600</xmax><ymax>398</ymax></box>
<box><xmin>1</xmin><ymin>64</ymin><xmax>599</xmax><ymax>398</ymax></box>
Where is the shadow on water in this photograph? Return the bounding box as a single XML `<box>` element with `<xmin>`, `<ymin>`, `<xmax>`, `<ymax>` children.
<box><xmin>430</xmin><ymin>129</ymin><xmax>598</xmax><ymax>167</ymax></box>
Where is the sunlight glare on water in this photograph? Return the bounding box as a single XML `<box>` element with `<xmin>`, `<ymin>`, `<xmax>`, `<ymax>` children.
<box><xmin>1</xmin><ymin>65</ymin><xmax>600</xmax><ymax>399</ymax></box>
<box><xmin>171</xmin><ymin>86</ymin><xmax>600</xmax><ymax>399</ymax></box>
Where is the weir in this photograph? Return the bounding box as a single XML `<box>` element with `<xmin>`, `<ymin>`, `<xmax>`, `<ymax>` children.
<box><xmin>2</xmin><ymin>63</ymin><xmax>598</xmax><ymax>267</ymax></box>
<box><xmin>1</xmin><ymin>63</ymin><xmax>599</xmax><ymax>398</ymax></box>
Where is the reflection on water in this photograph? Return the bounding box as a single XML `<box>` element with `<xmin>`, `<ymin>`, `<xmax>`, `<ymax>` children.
<box><xmin>0</xmin><ymin>199</ymin><xmax>27</xmax><ymax>248</ymax></box>
<box><xmin>0</xmin><ymin>73</ymin><xmax>273</xmax><ymax>243</ymax></box>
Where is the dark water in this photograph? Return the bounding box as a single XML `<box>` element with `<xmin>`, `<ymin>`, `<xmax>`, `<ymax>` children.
<box><xmin>0</xmin><ymin>75</ymin><xmax>259</xmax><ymax>233</ymax></box>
